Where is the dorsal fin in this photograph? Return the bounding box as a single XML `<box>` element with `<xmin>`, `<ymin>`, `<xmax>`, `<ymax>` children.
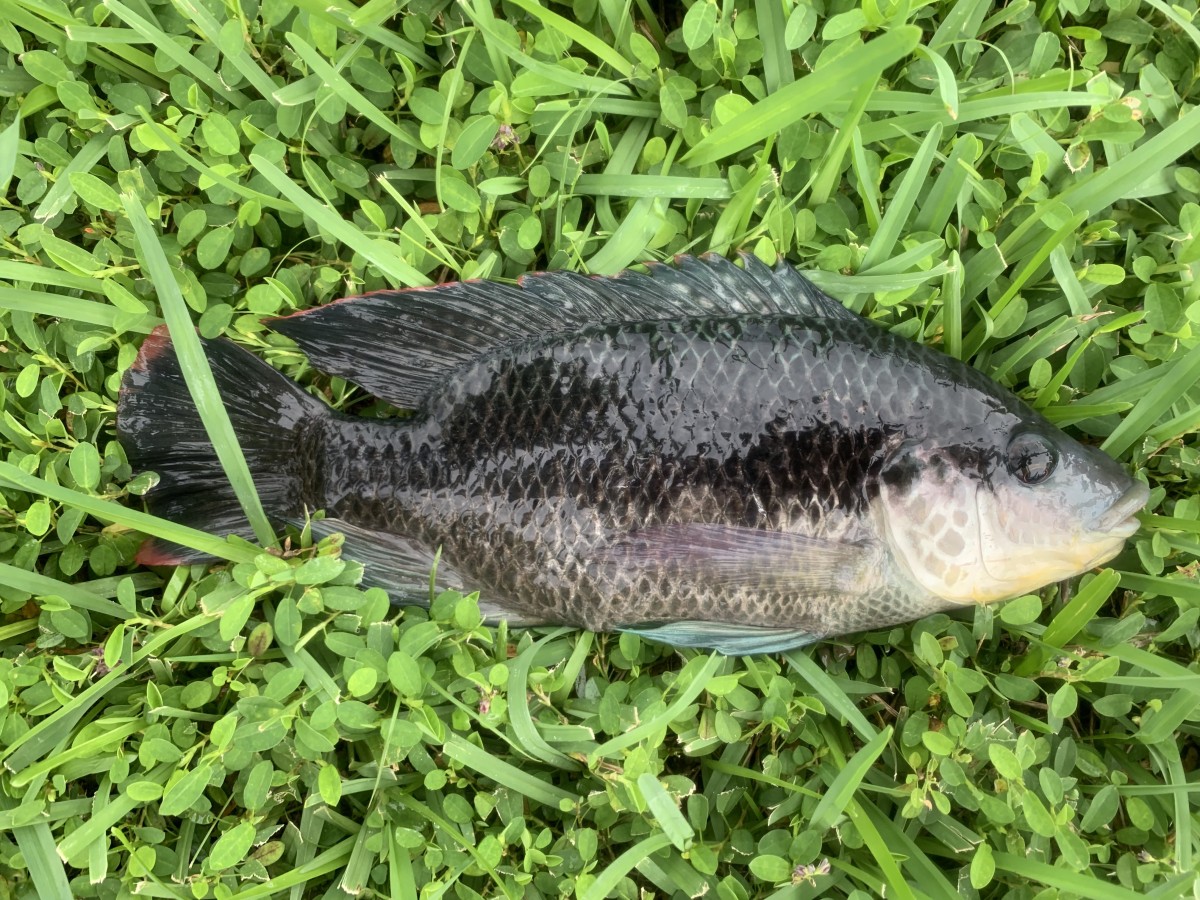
<box><xmin>268</xmin><ymin>253</ymin><xmax>859</xmax><ymax>409</ymax></box>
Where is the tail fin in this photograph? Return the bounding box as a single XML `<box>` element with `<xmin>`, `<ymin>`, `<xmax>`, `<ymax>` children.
<box><xmin>118</xmin><ymin>327</ymin><xmax>329</xmax><ymax>565</ymax></box>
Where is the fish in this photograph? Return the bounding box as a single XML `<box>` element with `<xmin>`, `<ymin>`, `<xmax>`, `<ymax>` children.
<box><xmin>117</xmin><ymin>254</ymin><xmax>1149</xmax><ymax>654</ymax></box>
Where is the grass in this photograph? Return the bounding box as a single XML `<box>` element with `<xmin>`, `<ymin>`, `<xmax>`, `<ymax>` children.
<box><xmin>1</xmin><ymin>0</ymin><xmax>1199</xmax><ymax>898</ymax></box>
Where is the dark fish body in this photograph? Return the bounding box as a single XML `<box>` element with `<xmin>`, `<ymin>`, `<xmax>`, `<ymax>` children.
<box><xmin>119</xmin><ymin>256</ymin><xmax>1147</xmax><ymax>653</ymax></box>
<box><xmin>322</xmin><ymin>315</ymin><xmax>976</xmax><ymax>635</ymax></box>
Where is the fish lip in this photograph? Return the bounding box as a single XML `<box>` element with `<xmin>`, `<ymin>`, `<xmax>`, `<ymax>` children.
<box><xmin>1093</xmin><ymin>481</ymin><xmax>1150</xmax><ymax>537</ymax></box>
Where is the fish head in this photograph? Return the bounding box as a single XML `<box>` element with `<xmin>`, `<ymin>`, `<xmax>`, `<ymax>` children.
<box><xmin>877</xmin><ymin>419</ymin><xmax>1148</xmax><ymax>606</ymax></box>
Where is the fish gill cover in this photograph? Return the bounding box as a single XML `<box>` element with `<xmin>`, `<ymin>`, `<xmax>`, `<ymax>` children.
<box><xmin>0</xmin><ymin>2</ymin><xmax>1198</xmax><ymax>898</ymax></box>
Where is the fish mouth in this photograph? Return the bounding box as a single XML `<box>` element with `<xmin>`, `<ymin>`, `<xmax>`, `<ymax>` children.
<box><xmin>1093</xmin><ymin>481</ymin><xmax>1150</xmax><ymax>538</ymax></box>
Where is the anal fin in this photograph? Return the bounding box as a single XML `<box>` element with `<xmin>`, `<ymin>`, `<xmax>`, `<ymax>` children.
<box><xmin>302</xmin><ymin>518</ymin><xmax>549</xmax><ymax>625</ymax></box>
<box><xmin>301</xmin><ymin>518</ymin><xmax>460</xmax><ymax>606</ymax></box>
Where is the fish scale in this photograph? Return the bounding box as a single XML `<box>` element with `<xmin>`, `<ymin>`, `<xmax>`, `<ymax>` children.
<box><xmin>118</xmin><ymin>255</ymin><xmax>1148</xmax><ymax>653</ymax></box>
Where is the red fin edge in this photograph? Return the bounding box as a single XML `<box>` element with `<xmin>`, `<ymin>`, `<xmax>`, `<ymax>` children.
<box><xmin>266</xmin><ymin>276</ymin><xmax>494</xmax><ymax>324</ymax></box>
<box><xmin>135</xmin><ymin>539</ymin><xmax>190</xmax><ymax>566</ymax></box>
<box><xmin>131</xmin><ymin>324</ymin><xmax>173</xmax><ymax>374</ymax></box>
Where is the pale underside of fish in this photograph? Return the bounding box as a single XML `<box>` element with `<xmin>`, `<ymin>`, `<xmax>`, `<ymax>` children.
<box><xmin>118</xmin><ymin>255</ymin><xmax>1148</xmax><ymax>654</ymax></box>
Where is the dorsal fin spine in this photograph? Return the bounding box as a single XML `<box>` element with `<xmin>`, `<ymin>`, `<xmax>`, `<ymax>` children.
<box><xmin>268</xmin><ymin>255</ymin><xmax>860</xmax><ymax>410</ymax></box>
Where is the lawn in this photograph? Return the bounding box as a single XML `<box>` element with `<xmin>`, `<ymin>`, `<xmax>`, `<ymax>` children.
<box><xmin>1</xmin><ymin>0</ymin><xmax>1199</xmax><ymax>898</ymax></box>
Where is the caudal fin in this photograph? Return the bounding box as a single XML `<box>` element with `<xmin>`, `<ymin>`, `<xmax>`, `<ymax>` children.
<box><xmin>118</xmin><ymin>327</ymin><xmax>329</xmax><ymax>565</ymax></box>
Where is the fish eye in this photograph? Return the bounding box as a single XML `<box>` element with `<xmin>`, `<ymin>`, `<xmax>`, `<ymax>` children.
<box><xmin>1006</xmin><ymin>433</ymin><xmax>1058</xmax><ymax>486</ymax></box>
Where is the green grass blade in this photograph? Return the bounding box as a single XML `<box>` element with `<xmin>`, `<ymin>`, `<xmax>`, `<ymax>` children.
<box><xmin>809</xmin><ymin>726</ymin><xmax>891</xmax><ymax>832</ymax></box>
<box><xmin>1102</xmin><ymin>342</ymin><xmax>1200</xmax><ymax>457</ymax></box>
<box><xmin>2</xmin><ymin>669</ymin><xmax>135</xmax><ymax>774</ymax></box>
<box><xmin>755</xmin><ymin>0</ymin><xmax>793</xmax><ymax>93</ymax></box>
<box><xmin>249</xmin><ymin>154</ymin><xmax>430</xmax><ymax>287</ymax></box>
<box><xmin>11</xmin><ymin>0</ymin><xmax>161</xmax><ymax>80</ymax></box>
<box><xmin>284</xmin><ymin>33</ymin><xmax>423</xmax><ymax>153</ymax></box>
<box><xmin>63</xmin><ymin>24</ymin><xmax>147</xmax><ymax>43</ymax></box>
<box><xmin>588</xmin><ymin>652</ymin><xmax>724</xmax><ymax>763</ymax></box>
<box><xmin>506</xmin><ymin>633</ymin><xmax>580</xmax><ymax>769</ymax></box>
<box><xmin>636</xmin><ymin>773</ymin><xmax>695</xmax><ymax>850</ymax></box>
<box><xmin>0</xmin><ymin>562</ymin><xmax>129</xmax><ymax>619</ymax></box>
<box><xmin>390</xmin><ymin>793</ymin><xmax>514</xmax><ymax>897</ymax></box>
<box><xmin>55</xmin><ymin>790</ymin><xmax>142</xmax><ymax>864</ymax></box>
<box><xmin>928</xmin><ymin>0</ymin><xmax>989</xmax><ymax>53</ymax></box>
<box><xmin>684</xmin><ymin>27</ymin><xmax>920</xmax><ymax>166</ymax></box>
<box><xmin>1041</xmin><ymin>401</ymin><xmax>1134</xmax><ymax>427</ymax></box>
<box><xmin>1014</xmin><ymin>569</ymin><xmax>1121</xmax><ymax>676</ymax></box>
<box><xmin>135</xmin><ymin>114</ymin><xmax>300</xmax><ymax>213</ymax></box>
<box><xmin>121</xmin><ymin>191</ymin><xmax>276</xmax><ymax>548</ymax></box>
<box><xmin>442</xmin><ymin>733</ymin><xmax>577</xmax><ymax>809</ymax></box>
<box><xmin>1143</xmin><ymin>873</ymin><xmax>1200</xmax><ymax>899</ymax></box>
<box><xmin>535</xmin><ymin>97</ymin><xmax>661</xmax><ymax>120</ymax></box>
<box><xmin>31</xmin><ymin>130</ymin><xmax>110</xmax><ymax>223</ymax></box>
<box><xmin>963</xmin><ymin>209</ymin><xmax>1088</xmax><ymax>358</ymax></box>
<box><xmin>859</xmin><ymin>90</ymin><xmax>1109</xmax><ymax>144</ymax></box>
<box><xmin>810</xmin><ymin>80</ymin><xmax>874</xmax><ymax>206</ymax></box>
<box><xmin>572</xmin><ymin>173</ymin><xmax>732</xmax><ymax>199</ymax></box>
<box><xmin>1009</xmin><ymin>112</ymin><xmax>1067</xmax><ymax>183</ymax></box>
<box><xmin>506</xmin><ymin>0</ymin><xmax>633</xmax><ymax>77</ymax></box>
<box><xmin>173</xmin><ymin>0</ymin><xmax>278</xmax><ymax>100</ymax></box>
<box><xmin>3</xmin><ymin>614</ymin><xmax>212</xmax><ymax>774</ymax></box>
<box><xmin>850</xmin><ymin>129</ymin><xmax>882</xmax><ymax>230</ymax></box>
<box><xmin>710</xmin><ymin>161</ymin><xmax>770</xmax><ymax>255</ymax></box>
<box><xmin>0</xmin><ymin>286</ymin><xmax>159</xmax><ymax>331</ymax></box>
<box><xmin>941</xmin><ymin>250</ymin><xmax>964</xmax><ymax>359</ymax></box>
<box><xmin>1138</xmin><ymin>690</ymin><xmax>1199</xmax><ymax>745</ymax></box>
<box><xmin>1048</xmin><ymin>244</ymin><xmax>1093</xmax><ymax>317</ymax></box>
<box><xmin>227</xmin><ymin>837</ymin><xmax>356</xmax><ymax>900</ymax></box>
<box><xmin>9</xmin><ymin>721</ymin><xmax>144</xmax><ymax>790</ymax></box>
<box><xmin>1057</xmin><ymin>104</ymin><xmax>1200</xmax><ymax>217</ymax></box>
<box><xmin>0</xmin><ymin>461</ymin><xmax>259</xmax><ymax>562</ymax></box>
<box><xmin>814</xmin><ymin>727</ymin><xmax>918</xmax><ymax>900</ymax></box>
<box><xmin>1043</xmin><ymin>569</ymin><xmax>1121</xmax><ymax>648</ymax></box>
<box><xmin>279</xmin><ymin>643</ymin><xmax>341</xmax><ymax>705</ymax></box>
<box><xmin>1116</xmin><ymin>572</ymin><xmax>1200</xmax><ymax>606</ymax></box>
<box><xmin>636</xmin><ymin>851</ymin><xmax>713</xmax><ymax>899</ymax></box>
<box><xmin>1084</xmin><ymin>642</ymin><xmax>1200</xmax><ymax>699</ymax></box>
<box><xmin>104</xmin><ymin>0</ymin><xmax>247</xmax><ymax>108</ymax></box>
<box><xmin>1146</xmin><ymin>741</ymin><xmax>1193</xmax><ymax>874</ymax></box>
<box><xmin>1147</xmin><ymin>402</ymin><xmax>1200</xmax><ymax>445</ymax></box>
<box><xmin>587</xmin><ymin>195</ymin><xmax>667</xmax><ymax>273</ymax></box>
<box><xmin>992</xmin><ymin>852</ymin><xmax>1149</xmax><ymax>899</ymax></box>
<box><xmin>803</xmin><ymin>263</ymin><xmax>954</xmax><ymax>298</ymax></box>
<box><xmin>461</xmin><ymin>2</ymin><xmax>629</xmax><ymax>98</ymax></box>
<box><xmin>581</xmin><ymin>833</ymin><xmax>674</xmax><ymax>900</ymax></box>
<box><xmin>0</xmin><ymin>112</ymin><xmax>20</xmax><ymax>195</ymax></box>
<box><xmin>912</xmin><ymin>134</ymin><xmax>978</xmax><ymax>235</ymax></box>
<box><xmin>0</xmin><ymin>260</ymin><xmax>99</xmax><ymax>292</ymax></box>
<box><xmin>917</xmin><ymin>46</ymin><xmax>960</xmax><ymax>120</ymax></box>
<box><xmin>860</xmin><ymin>122</ymin><xmax>942</xmax><ymax>270</ymax></box>
<box><xmin>860</xmin><ymin>803</ymin><xmax>960</xmax><ymax>900</ymax></box>
<box><xmin>7</xmin><ymin>816</ymin><xmax>72</xmax><ymax>899</ymax></box>
<box><xmin>785</xmin><ymin>651</ymin><xmax>877</xmax><ymax>741</ymax></box>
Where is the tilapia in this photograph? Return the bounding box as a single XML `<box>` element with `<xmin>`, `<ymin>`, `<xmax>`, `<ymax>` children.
<box><xmin>118</xmin><ymin>255</ymin><xmax>1148</xmax><ymax>653</ymax></box>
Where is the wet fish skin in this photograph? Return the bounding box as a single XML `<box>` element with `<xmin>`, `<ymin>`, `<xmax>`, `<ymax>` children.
<box><xmin>320</xmin><ymin>315</ymin><xmax>957</xmax><ymax>635</ymax></box>
<box><xmin>118</xmin><ymin>255</ymin><xmax>1148</xmax><ymax>652</ymax></box>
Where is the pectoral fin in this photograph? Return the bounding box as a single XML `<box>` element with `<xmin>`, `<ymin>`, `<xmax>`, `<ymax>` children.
<box><xmin>598</xmin><ymin>523</ymin><xmax>874</xmax><ymax>594</ymax></box>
